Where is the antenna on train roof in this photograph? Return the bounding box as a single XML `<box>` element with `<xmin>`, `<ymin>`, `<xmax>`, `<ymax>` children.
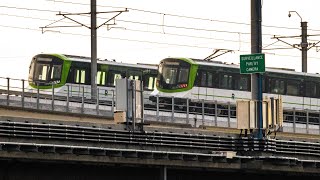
<box><xmin>204</xmin><ymin>49</ymin><xmax>234</xmax><ymax>61</ymax></box>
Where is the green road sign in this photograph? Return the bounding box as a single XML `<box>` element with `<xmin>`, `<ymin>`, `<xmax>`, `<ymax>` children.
<box><xmin>240</xmin><ymin>53</ymin><xmax>265</xmax><ymax>74</ymax></box>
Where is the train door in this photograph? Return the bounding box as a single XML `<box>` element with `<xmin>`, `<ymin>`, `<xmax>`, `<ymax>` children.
<box><xmin>96</xmin><ymin>70</ymin><xmax>107</xmax><ymax>99</ymax></box>
<box><xmin>66</xmin><ymin>61</ymin><xmax>90</xmax><ymax>98</ymax></box>
<box><xmin>107</xmin><ymin>70</ymin><xmax>123</xmax><ymax>87</ymax></box>
<box><xmin>194</xmin><ymin>70</ymin><xmax>209</xmax><ymax>101</ymax></box>
<box><xmin>143</xmin><ymin>74</ymin><xmax>157</xmax><ymax>91</ymax></box>
<box><xmin>72</xmin><ymin>69</ymin><xmax>86</xmax><ymax>97</ymax></box>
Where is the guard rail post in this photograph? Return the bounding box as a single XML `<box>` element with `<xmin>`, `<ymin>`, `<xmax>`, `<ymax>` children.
<box><xmin>81</xmin><ymin>86</ymin><xmax>84</xmax><ymax>114</ymax></box>
<box><xmin>186</xmin><ymin>98</ymin><xmax>189</xmax><ymax>124</ymax></box>
<box><xmin>21</xmin><ymin>79</ymin><xmax>25</xmax><ymax>108</ymax></box>
<box><xmin>36</xmin><ymin>82</ymin><xmax>39</xmax><ymax>110</ymax></box>
<box><xmin>171</xmin><ymin>96</ymin><xmax>174</xmax><ymax>122</ymax></box>
<box><xmin>202</xmin><ymin>99</ymin><xmax>205</xmax><ymax>127</ymax></box>
<box><xmin>228</xmin><ymin>102</ymin><xmax>231</xmax><ymax>128</ymax></box>
<box><xmin>6</xmin><ymin>77</ymin><xmax>9</xmax><ymax>106</ymax></box>
<box><xmin>306</xmin><ymin>109</ymin><xmax>309</xmax><ymax>134</ymax></box>
<box><xmin>51</xmin><ymin>83</ymin><xmax>54</xmax><ymax>111</ymax></box>
<box><xmin>96</xmin><ymin>87</ymin><xmax>99</xmax><ymax>115</ymax></box>
<box><xmin>318</xmin><ymin>111</ymin><xmax>320</xmax><ymax>135</ymax></box>
<box><xmin>66</xmin><ymin>85</ymin><xmax>69</xmax><ymax>112</ymax></box>
<box><xmin>214</xmin><ymin>100</ymin><xmax>218</xmax><ymax>126</ymax></box>
<box><xmin>293</xmin><ymin>108</ymin><xmax>296</xmax><ymax>133</ymax></box>
<box><xmin>111</xmin><ymin>90</ymin><xmax>114</xmax><ymax>116</ymax></box>
<box><xmin>156</xmin><ymin>95</ymin><xmax>159</xmax><ymax>121</ymax></box>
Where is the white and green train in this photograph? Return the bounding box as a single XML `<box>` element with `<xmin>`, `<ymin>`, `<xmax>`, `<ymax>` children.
<box><xmin>150</xmin><ymin>57</ymin><xmax>320</xmax><ymax>124</ymax></box>
<box><xmin>28</xmin><ymin>53</ymin><xmax>158</xmax><ymax>100</ymax></box>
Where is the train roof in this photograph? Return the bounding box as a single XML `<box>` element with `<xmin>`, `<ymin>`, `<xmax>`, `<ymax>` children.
<box><xmin>189</xmin><ymin>58</ymin><xmax>320</xmax><ymax>78</ymax></box>
<box><xmin>64</xmin><ymin>54</ymin><xmax>159</xmax><ymax>70</ymax></box>
<box><xmin>37</xmin><ymin>54</ymin><xmax>158</xmax><ymax>70</ymax></box>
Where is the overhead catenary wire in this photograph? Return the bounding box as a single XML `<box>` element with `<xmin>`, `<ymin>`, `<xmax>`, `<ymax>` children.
<box><xmin>44</xmin><ymin>0</ymin><xmax>320</xmax><ymax>32</ymax></box>
<box><xmin>0</xmin><ymin>12</ymin><xmax>292</xmax><ymax>49</ymax></box>
<box><xmin>2</xmin><ymin>4</ymin><xmax>320</xmax><ymax>38</ymax></box>
<box><xmin>0</xmin><ymin>5</ymin><xmax>59</xmax><ymax>13</ymax></box>
<box><xmin>0</xmin><ymin>9</ymin><xmax>303</xmax><ymax>51</ymax></box>
<box><xmin>1</xmin><ymin>23</ymin><xmax>318</xmax><ymax>60</ymax></box>
<box><xmin>1</xmin><ymin>1</ymin><xmax>320</xmax><ymax>62</ymax></box>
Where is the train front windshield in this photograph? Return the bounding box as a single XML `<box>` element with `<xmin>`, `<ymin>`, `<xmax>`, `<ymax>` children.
<box><xmin>157</xmin><ymin>58</ymin><xmax>190</xmax><ymax>90</ymax></box>
<box><xmin>29</xmin><ymin>55</ymin><xmax>63</xmax><ymax>86</ymax></box>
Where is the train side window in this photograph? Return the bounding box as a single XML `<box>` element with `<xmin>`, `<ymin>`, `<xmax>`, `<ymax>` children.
<box><xmin>194</xmin><ymin>72</ymin><xmax>200</xmax><ymax>86</ymax></box>
<box><xmin>178</xmin><ymin>68</ymin><xmax>189</xmax><ymax>83</ymax></box>
<box><xmin>207</xmin><ymin>72</ymin><xmax>213</xmax><ymax>87</ymax></box>
<box><xmin>75</xmin><ymin>69</ymin><xmax>86</xmax><ymax>84</ymax></box>
<box><xmin>200</xmin><ymin>72</ymin><xmax>207</xmax><ymax>87</ymax></box>
<box><xmin>286</xmin><ymin>80</ymin><xmax>300</xmax><ymax>96</ymax></box>
<box><xmin>220</xmin><ymin>74</ymin><xmax>233</xmax><ymax>90</ymax></box>
<box><xmin>238</xmin><ymin>76</ymin><xmax>249</xmax><ymax>91</ymax></box>
<box><xmin>305</xmin><ymin>81</ymin><xmax>317</xmax><ymax>97</ymax></box>
<box><xmin>51</xmin><ymin>64</ymin><xmax>62</xmax><ymax>80</ymax></box>
<box><xmin>34</xmin><ymin>64</ymin><xmax>49</xmax><ymax>81</ymax></box>
<box><xmin>270</xmin><ymin>78</ymin><xmax>284</xmax><ymax>94</ymax></box>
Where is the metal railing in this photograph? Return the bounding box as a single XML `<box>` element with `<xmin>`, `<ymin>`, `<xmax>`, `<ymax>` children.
<box><xmin>0</xmin><ymin>77</ymin><xmax>320</xmax><ymax>135</ymax></box>
<box><xmin>0</xmin><ymin>77</ymin><xmax>115</xmax><ymax>116</ymax></box>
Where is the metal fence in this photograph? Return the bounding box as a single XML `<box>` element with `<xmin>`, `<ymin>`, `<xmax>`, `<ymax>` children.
<box><xmin>0</xmin><ymin>77</ymin><xmax>320</xmax><ymax>135</ymax></box>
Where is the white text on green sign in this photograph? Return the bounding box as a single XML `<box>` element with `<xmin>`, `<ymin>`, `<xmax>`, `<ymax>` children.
<box><xmin>240</xmin><ymin>54</ymin><xmax>265</xmax><ymax>74</ymax></box>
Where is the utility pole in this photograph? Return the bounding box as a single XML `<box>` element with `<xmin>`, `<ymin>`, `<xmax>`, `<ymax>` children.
<box><xmin>91</xmin><ymin>0</ymin><xmax>97</xmax><ymax>98</ymax></box>
<box><xmin>251</xmin><ymin>0</ymin><xmax>263</xmax><ymax>139</ymax></box>
<box><xmin>301</xmin><ymin>21</ymin><xmax>308</xmax><ymax>72</ymax></box>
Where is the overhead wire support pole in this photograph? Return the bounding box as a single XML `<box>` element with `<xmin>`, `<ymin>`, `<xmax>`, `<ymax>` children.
<box><xmin>251</xmin><ymin>0</ymin><xmax>263</xmax><ymax>139</ymax></box>
<box><xmin>40</xmin><ymin>2</ymin><xmax>128</xmax><ymax>99</ymax></box>
<box><xmin>91</xmin><ymin>0</ymin><xmax>97</xmax><ymax>99</ymax></box>
<box><xmin>301</xmin><ymin>21</ymin><xmax>308</xmax><ymax>72</ymax></box>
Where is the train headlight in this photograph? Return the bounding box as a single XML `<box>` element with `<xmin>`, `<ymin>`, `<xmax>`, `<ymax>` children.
<box><xmin>178</xmin><ymin>84</ymin><xmax>188</xmax><ymax>88</ymax></box>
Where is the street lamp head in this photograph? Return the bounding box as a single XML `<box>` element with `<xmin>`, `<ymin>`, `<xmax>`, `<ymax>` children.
<box><xmin>288</xmin><ymin>11</ymin><xmax>302</xmax><ymax>22</ymax></box>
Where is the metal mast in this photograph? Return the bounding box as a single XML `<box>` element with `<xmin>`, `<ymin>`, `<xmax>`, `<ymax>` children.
<box><xmin>251</xmin><ymin>0</ymin><xmax>263</xmax><ymax>139</ymax></box>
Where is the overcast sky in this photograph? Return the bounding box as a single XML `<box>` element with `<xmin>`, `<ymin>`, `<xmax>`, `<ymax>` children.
<box><xmin>1</xmin><ymin>0</ymin><xmax>320</xmax><ymax>80</ymax></box>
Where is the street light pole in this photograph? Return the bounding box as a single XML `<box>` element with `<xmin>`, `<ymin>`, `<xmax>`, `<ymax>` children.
<box><xmin>289</xmin><ymin>11</ymin><xmax>308</xmax><ymax>73</ymax></box>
